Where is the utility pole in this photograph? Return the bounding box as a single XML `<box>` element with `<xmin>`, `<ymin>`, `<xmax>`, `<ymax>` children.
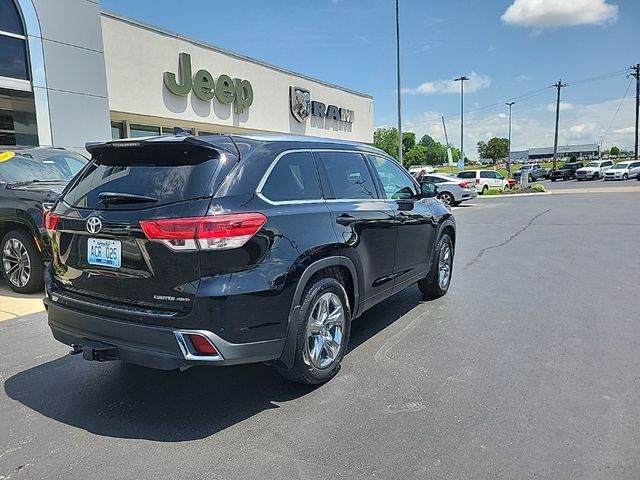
<box><xmin>631</xmin><ymin>64</ymin><xmax>640</xmax><ymax>160</ymax></box>
<box><xmin>506</xmin><ymin>102</ymin><xmax>515</xmax><ymax>178</ymax></box>
<box><xmin>552</xmin><ymin>79</ymin><xmax>567</xmax><ymax>170</ymax></box>
<box><xmin>442</xmin><ymin>115</ymin><xmax>453</xmax><ymax>174</ymax></box>
<box><xmin>454</xmin><ymin>76</ymin><xmax>469</xmax><ymax>171</ymax></box>
<box><xmin>395</xmin><ymin>0</ymin><xmax>403</xmax><ymax>165</ymax></box>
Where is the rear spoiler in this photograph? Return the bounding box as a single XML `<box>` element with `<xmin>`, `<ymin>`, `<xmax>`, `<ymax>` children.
<box><xmin>85</xmin><ymin>134</ymin><xmax>240</xmax><ymax>161</ymax></box>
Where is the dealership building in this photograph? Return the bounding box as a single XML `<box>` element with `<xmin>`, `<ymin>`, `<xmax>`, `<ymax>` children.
<box><xmin>1</xmin><ymin>0</ymin><xmax>374</xmax><ymax>150</ymax></box>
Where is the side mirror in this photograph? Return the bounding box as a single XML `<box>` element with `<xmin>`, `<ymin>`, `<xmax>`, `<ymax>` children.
<box><xmin>420</xmin><ymin>181</ymin><xmax>438</xmax><ymax>198</ymax></box>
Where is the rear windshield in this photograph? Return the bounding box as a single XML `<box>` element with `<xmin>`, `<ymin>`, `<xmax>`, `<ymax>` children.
<box><xmin>457</xmin><ymin>171</ymin><xmax>475</xmax><ymax>179</ymax></box>
<box><xmin>0</xmin><ymin>150</ymin><xmax>87</xmax><ymax>183</ymax></box>
<box><xmin>62</xmin><ymin>144</ymin><xmax>223</xmax><ymax>210</ymax></box>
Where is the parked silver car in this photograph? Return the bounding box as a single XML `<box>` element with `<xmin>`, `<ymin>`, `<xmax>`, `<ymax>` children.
<box><xmin>420</xmin><ymin>173</ymin><xmax>477</xmax><ymax>206</ymax></box>
<box><xmin>603</xmin><ymin>161</ymin><xmax>640</xmax><ymax>181</ymax></box>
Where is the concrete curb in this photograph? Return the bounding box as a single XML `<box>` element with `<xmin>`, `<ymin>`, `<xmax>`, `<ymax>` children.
<box><xmin>477</xmin><ymin>191</ymin><xmax>552</xmax><ymax>199</ymax></box>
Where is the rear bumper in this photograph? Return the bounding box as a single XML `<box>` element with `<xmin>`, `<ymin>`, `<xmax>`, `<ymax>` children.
<box><xmin>45</xmin><ymin>299</ymin><xmax>285</xmax><ymax>370</ymax></box>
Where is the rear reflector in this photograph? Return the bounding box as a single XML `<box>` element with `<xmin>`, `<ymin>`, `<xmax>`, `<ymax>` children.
<box><xmin>43</xmin><ymin>211</ymin><xmax>60</xmax><ymax>232</ymax></box>
<box><xmin>140</xmin><ymin>213</ymin><xmax>267</xmax><ymax>251</ymax></box>
<box><xmin>187</xmin><ymin>334</ymin><xmax>218</xmax><ymax>355</ymax></box>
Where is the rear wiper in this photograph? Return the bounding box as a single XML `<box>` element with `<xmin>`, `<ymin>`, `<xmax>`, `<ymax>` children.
<box><xmin>98</xmin><ymin>192</ymin><xmax>158</xmax><ymax>205</ymax></box>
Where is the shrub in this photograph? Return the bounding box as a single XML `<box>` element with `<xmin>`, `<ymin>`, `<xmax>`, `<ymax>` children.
<box><xmin>532</xmin><ymin>184</ymin><xmax>546</xmax><ymax>192</ymax></box>
<box><xmin>484</xmin><ymin>188</ymin><xmax>502</xmax><ymax>195</ymax></box>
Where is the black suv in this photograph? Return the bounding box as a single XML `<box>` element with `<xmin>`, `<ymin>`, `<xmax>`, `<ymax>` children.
<box><xmin>549</xmin><ymin>161</ymin><xmax>584</xmax><ymax>181</ymax></box>
<box><xmin>0</xmin><ymin>147</ymin><xmax>87</xmax><ymax>293</ymax></box>
<box><xmin>44</xmin><ymin>134</ymin><xmax>455</xmax><ymax>384</ymax></box>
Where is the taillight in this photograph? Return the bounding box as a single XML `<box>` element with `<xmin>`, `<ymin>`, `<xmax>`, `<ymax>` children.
<box><xmin>140</xmin><ymin>213</ymin><xmax>267</xmax><ymax>251</ymax></box>
<box><xmin>459</xmin><ymin>181</ymin><xmax>470</xmax><ymax>189</ymax></box>
<box><xmin>475</xmin><ymin>178</ymin><xmax>480</xmax><ymax>185</ymax></box>
<box><xmin>43</xmin><ymin>210</ymin><xmax>60</xmax><ymax>232</ymax></box>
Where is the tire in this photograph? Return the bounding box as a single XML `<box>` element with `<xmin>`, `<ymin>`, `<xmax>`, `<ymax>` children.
<box><xmin>438</xmin><ymin>191</ymin><xmax>455</xmax><ymax>206</ymax></box>
<box><xmin>528</xmin><ymin>175</ymin><xmax>533</xmax><ymax>183</ymax></box>
<box><xmin>418</xmin><ymin>233</ymin><xmax>454</xmax><ymax>298</ymax></box>
<box><xmin>451</xmin><ymin>201</ymin><xmax>461</xmax><ymax>207</ymax></box>
<box><xmin>593</xmin><ymin>172</ymin><xmax>600</xmax><ymax>180</ymax></box>
<box><xmin>623</xmin><ymin>173</ymin><xmax>628</xmax><ymax>181</ymax></box>
<box><xmin>551</xmin><ymin>178</ymin><xmax>556</xmax><ymax>182</ymax></box>
<box><xmin>276</xmin><ymin>273</ymin><xmax>351</xmax><ymax>385</ymax></box>
<box><xmin>1</xmin><ymin>230</ymin><xmax>44</xmax><ymax>294</ymax></box>
<box><xmin>481</xmin><ymin>185</ymin><xmax>488</xmax><ymax>195</ymax></box>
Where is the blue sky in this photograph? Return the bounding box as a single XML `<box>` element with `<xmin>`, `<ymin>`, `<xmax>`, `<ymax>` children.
<box><xmin>101</xmin><ymin>0</ymin><xmax>639</xmax><ymax>156</ymax></box>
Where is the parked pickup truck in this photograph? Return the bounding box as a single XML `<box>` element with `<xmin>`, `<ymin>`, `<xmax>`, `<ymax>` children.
<box><xmin>512</xmin><ymin>164</ymin><xmax>549</xmax><ymax>182</ymax></box>
<box><xmin>549</xmin><ymin>162</ymin><xmax>584</xmax><ymax>181</ymax></box>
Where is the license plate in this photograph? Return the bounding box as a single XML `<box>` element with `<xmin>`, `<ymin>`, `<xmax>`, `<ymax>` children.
<box><xmin>87</xmin><ymin>238</ymin><xmax>121</xmax><ymax>268</ymax></box>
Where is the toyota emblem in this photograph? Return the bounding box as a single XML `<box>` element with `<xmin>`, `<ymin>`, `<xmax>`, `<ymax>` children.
<box><xmin>86</xmin><ymin>217</ymin><xmax>102</xmax><ymax>234</ymax></box>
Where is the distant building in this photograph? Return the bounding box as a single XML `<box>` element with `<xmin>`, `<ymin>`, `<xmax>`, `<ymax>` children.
<box><xmin>509</xmin><ymin>143</ymin><xmax>600</xmax><ymax>162</ymax></box>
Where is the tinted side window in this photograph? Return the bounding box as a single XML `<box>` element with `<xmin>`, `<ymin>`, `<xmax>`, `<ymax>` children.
<box><xmin>262</xmin><ymin>152</ymin><xmax>321</xmax><ymax>201</ymax></box>
<box><xmin>480</xmin><ymin>171</ymin><xmax>492</xmax><ymax>178</ymax></box>
<box><xmin>316</xmin><ymin>151</ymin><xmax>377</xmax><ymax>200</ymax></box>
<box><xmin>368</xmin><ymin>155</ymin><xmax>418</xmax><ymax>200</ymax></box>
<box><xmin>457</xmin><ymin>171</ymin><xmax>475</xmax><ymax>179</ymax></box>
<box><xmin>424</xmin><ymin>175</ymin><xmax>442</xmax><ymax>183</ymax></box>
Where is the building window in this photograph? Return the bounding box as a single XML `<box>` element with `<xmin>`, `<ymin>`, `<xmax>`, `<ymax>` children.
<box><xmin>0</xmin><ymin>88</ymin><xmax>38</xmax><ymax>145</ymax></box>
<box><xmin>111</xmin><ymin>121</ymin><xmax>125</xmax><ymax>140</ymax></box>
<box><xmin>0</xmin><ymin>0</ymin><xmax>29</xmax><ymax>81</ymax></box>
<box><xmin>129</xmin><ymin>124</ymin><xmax>160</xmax><ymax>138</ymax></box>
<box><xmin>0</xmin><ymin>1</ymin><xmax>37</xmax><ymax>146</ymax></box>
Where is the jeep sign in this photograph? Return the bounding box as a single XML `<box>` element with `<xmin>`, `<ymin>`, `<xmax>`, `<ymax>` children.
<box><xmin>164</xmin><ymin>53</ymin><xmax>254</xmax><ymax>114</ymax></box>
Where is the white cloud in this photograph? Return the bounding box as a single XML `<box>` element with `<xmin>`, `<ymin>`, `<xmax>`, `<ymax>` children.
<box><xmin>501</xmin><ymin>0</ymin><xmax>618</xmax><ymax>29</ymax></box>
<box><xmin>546</xmin><ymin>102</ymin><xmax>574</xmax><ymax>112</ymax></box>
<box><xmin>516</xmin><ymin>74</ymin><xmax>533</xmax><ymax>81</ymax></box>
<box><xmin>613</xmin><ymin>126</ymin><xmax>635</xmax><ymax>134</ymax></box>
<box><xmin>402</xmin><ymin>72</ymin><xmax>492</xmax><ymax>95</ymax></box>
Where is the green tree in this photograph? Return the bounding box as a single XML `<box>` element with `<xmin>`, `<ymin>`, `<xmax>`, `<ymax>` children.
<box><xmin>373</xmin><ymin>127</ymin><xmax>399</xmax><ymax>159</ymax></box>
<box><xmin>402</xmin><ymin>132</ymin><xmax>416</xmax><ymax>154</ymax></box>
<box><xmin>418</xmin><ymin>134</ymin><xmax>436</xmax><ymax>148</ymax></box>
<box><xmin>610</xmin><ymin>145</ymin><xmax>620</xmax><ymax>156</ymax></box>
<box><xmin>405</xmin><ymin>145</ymin><xmax>428</xmax><ymax>166</ymax></box>
<box><xmin>477</xmin><ymin>137</ymin><xmax>509</xmax><ymax>163</ymax></box>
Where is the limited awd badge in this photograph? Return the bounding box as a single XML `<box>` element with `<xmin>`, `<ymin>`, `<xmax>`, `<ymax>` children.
<box><xmin>86</xmin><ymin>217</ymin><xmax>102</xmax><ymax>234</ymax></box>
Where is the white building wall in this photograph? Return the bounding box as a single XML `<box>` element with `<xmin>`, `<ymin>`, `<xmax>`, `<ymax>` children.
<box><xmin>28</xmin><ymin>0</ymin><xmax>111</xmax><ymax>149</ymax></box>
<box><xmin>101</xmin><ymin>14</ymin><xmax>373</xmax><ymax>143</ymax></box>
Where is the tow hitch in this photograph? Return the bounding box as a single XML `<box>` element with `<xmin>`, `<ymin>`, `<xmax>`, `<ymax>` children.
<box><xmin>71</xmin><ymin>339</ymin><xmax>118</xmax><ymax>362</ymax></box>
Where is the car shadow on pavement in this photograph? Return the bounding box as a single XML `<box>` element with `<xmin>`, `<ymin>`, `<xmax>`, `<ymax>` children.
<box><xmin>4</xmin><ymin>287</ymin><xmax>427</xmax><ymax>442</ymax></box>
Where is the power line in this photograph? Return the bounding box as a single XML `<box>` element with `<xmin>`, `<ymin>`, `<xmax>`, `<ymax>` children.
<box><xmin>600</xmin><ymin>77</ymin><xmax>634</xmax><ymax>148</ymax></box>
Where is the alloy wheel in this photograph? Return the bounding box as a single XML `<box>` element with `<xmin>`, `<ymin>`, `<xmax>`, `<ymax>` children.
<box><xmin>2</xmin><ymin>238</ymin><xmax>31</xmax><ymax>288</ymax></box>
<box><xmin>304</xmin><ymin>292</ymin><xmax>346</xmax><ymax>369</ymax></box>
<box><xmin>438</xmin><ymin>242</ymin><xmax>452</xmax><ymax>290</ymax></box>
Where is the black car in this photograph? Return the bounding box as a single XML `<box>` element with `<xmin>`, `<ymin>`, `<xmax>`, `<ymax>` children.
<box><xmin>44</xmin><ymin>134</ymin><xmax>456</xmax><ymax>384</ymax></box>
<box><xmin>0</xmin><ymin>147</ymin><xmax>87</xmax><ymax>293</ymax></box>
<box><xmin>549</xmin><ymin>161</ymin><xmax>584</xmax><ymax>181</ymax></box>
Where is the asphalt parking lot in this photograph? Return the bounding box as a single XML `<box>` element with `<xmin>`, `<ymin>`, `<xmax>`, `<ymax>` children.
<box><xmin>1</xmin><ymin>183</ymin><xmax>640</xmax><ymax>479</ymax></box>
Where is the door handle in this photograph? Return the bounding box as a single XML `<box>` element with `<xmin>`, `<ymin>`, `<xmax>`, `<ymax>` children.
<box><xmin>336</xmin><ymin>214</ymin><xmax>356</xmax><ymax>226</ymax></box>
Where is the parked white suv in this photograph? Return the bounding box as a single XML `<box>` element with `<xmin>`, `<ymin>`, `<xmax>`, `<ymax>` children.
<box><xmin>575</xmin><ymin>160</ymin><xmax>614</xmax><ymax>180</ymax></box>
<box><xmin>457</xmin><ymin>169</ymin><xmax>508</xmax><ymax>194</ymax></box>
<box><xmin>603</xmin><ymin>161</ymin><xmax>640</xmax><ymax>181</ymax></box>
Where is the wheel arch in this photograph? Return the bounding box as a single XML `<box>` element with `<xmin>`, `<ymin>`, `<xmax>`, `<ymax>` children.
<box><xmin>278</xmin><ymin>256</ymin><xmax>360</xmax><ymax>368</ymax></box>
<box><xmin>0</xmin><ymin>220</ymin><xmax>43</xmax><ymax>252</ymax></box>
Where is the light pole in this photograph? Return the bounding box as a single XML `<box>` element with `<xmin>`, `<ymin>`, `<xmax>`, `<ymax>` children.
<box><xmin>395</xmin><ymin>0</ymin><xmax>403</xmax><ymax>165</ymax></box>
<box><xmin>506</xmin><ymin>101</ymin><xmax>515</xmax><ymax>178</ymax></box>
<box><xmin>454</xmin><ymin>76</ymin><xmax>469</xmax><ymax>171</ymax></box>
